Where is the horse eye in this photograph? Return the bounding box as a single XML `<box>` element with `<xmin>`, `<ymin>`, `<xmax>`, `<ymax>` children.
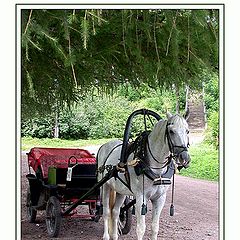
<box><xmin>186</xmin><ymin>130</ymin><xmax>189</xmax><ymax>134</ymax></box>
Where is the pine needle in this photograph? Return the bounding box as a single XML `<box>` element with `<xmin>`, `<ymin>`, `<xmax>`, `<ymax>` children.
<box><xmin>41</xmin><ymin>31</ymin><xmax>57</xmax><ymax>42</ymax></box>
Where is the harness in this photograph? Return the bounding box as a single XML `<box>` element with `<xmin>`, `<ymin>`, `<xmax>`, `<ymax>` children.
<box><xmin>126</xmin><ymin>131</ymin><xmax>175</xmax><ymax>183</ymax></box>
<box><xmin>165</xmin><ymin>121</ymin><xmax>190</xmax><ymax>171</ymax></box>
<box><xmin>98</xmin><ymin>109</ymin><xmax>189</xmax><ymax>216</ymax></box>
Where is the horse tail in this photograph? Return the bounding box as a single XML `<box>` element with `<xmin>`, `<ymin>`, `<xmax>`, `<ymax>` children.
<box><xmin>108</xmin><ymin>188</ymin><xmax>116</xmax><ymax>237</ymax></box>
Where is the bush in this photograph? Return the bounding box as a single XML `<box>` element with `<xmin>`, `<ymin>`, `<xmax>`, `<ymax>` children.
<box><xmin>21</xmin><ymin>86</ymin><xmax>186</xmax><ymax>140</ymax></box>
<box><xmin>59</xmin><ymin>109</ymin><xmax>90</xmax><ymax>139</ymax></box>
<box><xmin>205</xmin><ymin>111</ymin><xmax>219</xmax><ymax>147</ymax></box>
<box><xmin>203</xmin><ymin>72</ymin><xmax>219</xmax><ymax>147</ymax></box>
<box><xmin>204</xmin><ymin>73</ymin><xmax>219</xmax><ymax>113</ymax></box>
<box><xmin>82</xmin><ymin>95</ymin><xmax>135</xmax><ymax>139</ymax></box>
<box><xmin>21</xmin><ymin>117</ymin><xmax>53</xmax><ymax>138</ymax></box>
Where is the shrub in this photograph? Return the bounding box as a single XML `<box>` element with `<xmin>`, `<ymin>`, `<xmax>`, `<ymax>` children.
<box><xmin>21</xmin><ymin>117</ymin><xmax>53</xmax><ymax>138</ymax></box>
<box><xmin>203</xmin><ymin>72</ymin><xmax>219</xmax><ymax>147</ymax></box>
<box><xmin>205</xmin><ymin>111</ymin><xmax>219</xmax><ymax>147</ymax></box>
<box><xmin>21</xmin><ymin>86</ymin><xmax>186</xmax><ymax>140</ymax></box>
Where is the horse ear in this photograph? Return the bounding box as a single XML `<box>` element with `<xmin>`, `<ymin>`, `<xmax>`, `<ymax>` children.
<box><xmin>166</xmin><ymin>112</ymin><xmax>172</xmax><ymax>119</ymax></box>
<box><xmin>183</xmin><ymin>107</ymin><xmax>190</xmax><ymax>120</ymax></box>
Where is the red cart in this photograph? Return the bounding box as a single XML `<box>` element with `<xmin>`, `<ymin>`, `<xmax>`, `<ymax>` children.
<box><xmin>26</xmin><ymin>147</ymin><xmax>132</xmax><ymax>237</ymax></box>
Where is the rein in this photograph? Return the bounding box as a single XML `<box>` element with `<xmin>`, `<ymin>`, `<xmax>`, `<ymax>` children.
<box><xmin>131</xmin><ymin>120</ymin><xmax>189</xmax><ymax>217</ymax></box>
<box><xmin>146</xmin><ymin>138</ymin><xmax>172</xmax><ymax>169</ymax></box>
<box><xmin>132</xmin><ymin>130</ymin><xmax>173</xmax><ymax>179</ymax></box>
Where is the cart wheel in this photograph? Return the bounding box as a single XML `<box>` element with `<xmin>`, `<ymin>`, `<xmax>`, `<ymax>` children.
<box><xmin>46</xmin><ymin>196</ymin><xmax>62</xmax><ymax>238</ymax></box>
<box><xmin>26</xmin><ymin>187</ymin><xmax>37</xmax><ymax>223</ymax></box>
<box><xmin>119</xmin><ymin>197</ymin><xmax>132</xmax><ymax>235</ymax></box>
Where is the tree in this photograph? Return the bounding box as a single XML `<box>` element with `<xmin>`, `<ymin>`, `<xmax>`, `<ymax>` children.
<box><xmin>21</xmin><ymin>9</ymin><xmax>219</xmax><ymax>117</ymax></box>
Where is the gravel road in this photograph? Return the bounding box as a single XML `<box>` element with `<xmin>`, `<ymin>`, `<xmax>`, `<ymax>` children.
<box><xmin>21</xmin><ymin>140</ymin><xmax>218</xmax><ymax>239</ymax></box>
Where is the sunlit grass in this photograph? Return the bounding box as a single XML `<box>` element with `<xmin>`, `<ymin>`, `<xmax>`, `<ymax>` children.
<box><xmin>179</xmin><ymin>142</ymin><xmax>219</xmax><ymax>181</ymax></box>
<box><xmin>21</xmin><ymin>136</ymin><xmax>114</xmax><ymax>151</ymax></box>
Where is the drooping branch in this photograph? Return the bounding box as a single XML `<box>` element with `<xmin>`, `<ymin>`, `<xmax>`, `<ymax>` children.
<box><xmin>24</xmin><ymin>9</ymin><xmax>33</xmax><ymax>35</ymax></box>
<box><xmin>153</xmin><ymin>12</ymin><xmax>161</xmax><ymax>76</ymax></box>
<box><xmin>166</xmin><ymin>10</ymin><xmax>178</xmax><ymax>57</ymax></box>
<box><xmin>187</xmin><ymin>15</ymin><xmax>190</xmax><ymax>63</ymax></box>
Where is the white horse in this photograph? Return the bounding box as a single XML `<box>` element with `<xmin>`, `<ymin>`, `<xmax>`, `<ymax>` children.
<box><xmin>97</xmin><ymin>112</ymin><xmax>191</xmax><ymax>240</ymax></box>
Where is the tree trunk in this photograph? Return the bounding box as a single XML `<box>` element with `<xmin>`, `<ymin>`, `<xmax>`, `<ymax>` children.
<box><xmin>53</xmin><ymin>110</ymin><xmax>59</xmax><ymax>138</ymax></box>
<box><xmin>175</xmin><ymin>86</ymin><xmax>180</xmax><ymax>114</ymax></box>
<box><xmin>185</xmin><ymin>85</ymin><xmax>189</xmax><ymax>111</ymax></box>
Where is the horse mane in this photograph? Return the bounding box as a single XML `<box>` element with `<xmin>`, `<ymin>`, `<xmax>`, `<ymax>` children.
<box><xmin>149</xmin><ymin>119</ymin><xmax>168</xmax><ymax>144</ymax></box>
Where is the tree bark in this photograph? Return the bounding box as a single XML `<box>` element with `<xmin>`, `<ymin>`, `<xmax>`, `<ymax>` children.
<box><xmin>175</xmin><ymin>86</ymin><xmax>180</xmax><ymax>114</ymax></box>
<box><xmin>53</xmin><ymin>110</ymin><xmax>59</xmax><ymax>138</ymax></box>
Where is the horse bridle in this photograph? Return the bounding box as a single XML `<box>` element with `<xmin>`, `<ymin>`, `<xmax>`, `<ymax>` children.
<box><xmin>165</xmin><ymin>122</ymin><xmax>190</xmax><ymax>161</ymax></box>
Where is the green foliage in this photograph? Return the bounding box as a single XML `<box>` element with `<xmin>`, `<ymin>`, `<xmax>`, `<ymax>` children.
<box><xmin>21</xmin><ymin>117</ymin><xmax>53</xmax><ymax>138</ymax></box>
<box><xmin>58</xmin><ymin>109</ymin><xmax>90</xmax><ymax>139</ymax></box>
<box><xmin>21</xmin><ymin>9</ymin><xmax>219</xmax><ymax>116</ymax></box>
<box><xmin>204</xmin><ymin>72</ymin><xmax>219</xmax><ymax>113</ymax></box>
<box><xmin>205</xmin><ymin>111</ymin><xmax>219</xmax><ymax>147</ymax></box>
<box><xmin>21</xmin><ymin>84</ymin><xmax>188</xmax><ymax>140</ymax></box>
<box><xmin>81</xmin><ymin>95</ymin><xmax>135</xmax><ymax>139</ymax></box>
<box><xmin>21</xmin><ymin>95</ymin><xmax>135</xmax><ymax>139</ymax></box>
<box><xmin>180</xmin><ymin>143</ymin><xmax>218</xmax><ymax>181</ymax></box>
<box><xmin>203</xmin><ymin>72</ymin><xmax>219</xmax><ymax>147</ymax></box>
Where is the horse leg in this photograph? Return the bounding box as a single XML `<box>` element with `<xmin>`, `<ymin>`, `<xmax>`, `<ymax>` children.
<box><xmin>135</xmin><ymin>196</ymin><xmax>146</xmax><ymax>240</ymax></box>
<box><xmin>151</xmin><ymin>193</ymin><xmax>167</xmax><ymax>240</ymax></box>
<box><xmin>111</xmin><ymin>193</ymin><xmax>125</xmax><ymax>240</ymax></box>
<box><xmin>102</xmin><ymin>184</ymin><xmax>111</xmax><ymax>240</ymax></box>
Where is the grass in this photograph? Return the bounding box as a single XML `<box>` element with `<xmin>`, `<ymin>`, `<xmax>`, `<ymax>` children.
<box><xmin>21</xmin><ymin>136</ymin><xmax>114</xmax><ymax>151</ymax></box>
<box><xmin>179</xmin><ymin>142</ymin><xmax>219</xmax><ymax>181</ymax></box>
<box><xmin>22</xmin><ymin>137</ymin><xmax>219</xmax><ymax>181</ymax></box>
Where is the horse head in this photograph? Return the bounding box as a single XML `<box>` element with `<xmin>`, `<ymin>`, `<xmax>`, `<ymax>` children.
<box><xmin>166</xmin><ymin>110</ymin><xmax>191</xmax><ymax>169</ymax></box>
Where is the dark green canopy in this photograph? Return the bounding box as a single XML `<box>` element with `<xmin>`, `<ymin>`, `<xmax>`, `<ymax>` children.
<box><xmin>21</xmin><ymin>9</ymin><xmax>219</xmax><ymax>115</ymax></box>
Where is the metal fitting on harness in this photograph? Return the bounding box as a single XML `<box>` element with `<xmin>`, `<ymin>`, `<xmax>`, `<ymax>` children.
<box><xmin>127</xmin><ymin>158</ymin><xmax>140</xmax><ymax>167</ymax></box>
<box><xmin>116</xmin><ymin>162</ymin><xmax>126</xmax><ymax>173</ymax></box>
<box><xmin>153</xmin><ymin>177</ymin><xmax>172</xmax><ymax>185</ymax></box>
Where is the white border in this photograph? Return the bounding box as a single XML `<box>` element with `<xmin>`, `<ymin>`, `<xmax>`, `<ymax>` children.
<box><xmin>218</xmin><ymin>5</ymin><xmax>224</xmax><ymax>240</ymax></box>
<box><xmin>16</xmin><ymin>4</ymin><xmax>224</xmax><ymax>240</ymax></box>
<box><xmin>16</xmin><ymin>5</ymin><xmax>21</xmax><ymax>240</ymax></box>
<box><xmin>19</xmin><ymin>4</ymin><xmax>221</xmax><ymax>9</ymax></box>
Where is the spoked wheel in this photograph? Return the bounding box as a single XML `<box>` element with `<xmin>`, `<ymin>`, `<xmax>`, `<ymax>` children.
<box><xmin>26</xmin><ymin>187</ymin><xmax>37</xmax><ymax>223</ymax></box>
<box><xmin>46</xmin><ymin>196</ymin><xmax>62</xmax><ymax>238</ymax></box>
<box><xmin>119</xmin><ymin>196</ymin><xmax>132</xmax><ymax>235</ymax></box>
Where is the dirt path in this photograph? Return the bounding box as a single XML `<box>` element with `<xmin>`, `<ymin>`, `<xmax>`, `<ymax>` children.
<box><xmin>21</xmin><ymin>148</ymin><xmax>218</xmax><ymax>240</ymax></box>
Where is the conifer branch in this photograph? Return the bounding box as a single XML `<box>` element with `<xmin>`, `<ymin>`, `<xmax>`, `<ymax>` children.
<box><xmin>135</xmin><ymin>11</ymin><xmax>139</xmax><ymax>47</ymax></box>
<box><xmin>26</xmin><ymin>36</ymin><xmax>42</xmax><ymax>51</ymax></box>
<box><xmin>189</xmin><ymin>50</ymin><xmax>206</xmax><ymax>66</ymax></box>
<box><xmin>24</xmin><ymin>10</ymin><xmax>33</xmax><ymax>35</ymax></box>
<box><xmin>41</xmin><ymin>31</ymin><xmax>57</xmax><ymax>42</ymax></box>
<box><xmin>153</xmin><ymin>13</ymin><xmax>161</xmax><ymax>76</ymax></box>
<box><xmin>68</xmin><ymin>34</ymin><xmax>78</xmax><ymax>87</ymax></box>
<box><xmin>187</xmin><ymin>15</ymin><xmax>190</xmax><ymax>63</ymax></box>
<box><xmin>81</xmin><ymin>10</ymin><xmax>89</xmax><ymax>49</ymax></box>
<box><xmin>87</xmin><ymin>10</ymin><xmax>107</xmax><ymax>23</ymax></box>
<box><xmin>166</xmin><ymin>10</ymin><xmax>178</xmax><ymax>57</ymax></box>
<box><xmin>122</xmin><ymin>11</ymin><xmax>128</xmax><ymax>60</ymax></box>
